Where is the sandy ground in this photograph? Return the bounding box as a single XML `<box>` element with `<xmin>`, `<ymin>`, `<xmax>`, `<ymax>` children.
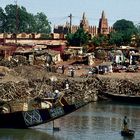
<box><xmin>98</xmin><ymin>72</ymin><xmax>140</xmax><ymax>80</ymax></box>
<box><xmin>63</xmin><ymin>66</ymin><xmax>140</xmax><ymax>81</ymax></box>
<box><xmin>0</xmin><ymin>65</ymin><xmax>140</xmax><ymax>83</ymax></box>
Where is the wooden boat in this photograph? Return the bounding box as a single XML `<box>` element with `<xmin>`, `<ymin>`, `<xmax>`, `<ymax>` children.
<box><xmin>0</xmin><ymin>96</ymin><xmax>88</xmax><ymax>129</ymax></box>
<box><xmin>121</xmin><ymin>129</ymin><xmax>135</xmax><ymax>137</ymax></box>
<box><xmin>103</xmin><ymin>92</ymin><xmax>140</xmax><ymax>104</ymax></box>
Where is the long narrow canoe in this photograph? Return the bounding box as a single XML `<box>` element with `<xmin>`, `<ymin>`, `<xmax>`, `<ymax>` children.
<box><xmin>121</xmin><ymin>129</ymin><xmax>135</xmax><ymax>137</ymax></box>
<box><xmin>103</xmin><ymin>92</ymin><xmax>140</xmax><ymax>104</ymax></box>
<box><xmin>0</xmin><ymin>100</ymin><xmax>87</xmax><ymax>129</ymax></box>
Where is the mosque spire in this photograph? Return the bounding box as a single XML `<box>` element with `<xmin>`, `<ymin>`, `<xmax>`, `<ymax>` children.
<box><xmin>98</xmin><ymin>10</ymin><xmax>109</xmax><ymax>35</ymax></box>
<box><xmin>80</xmin><ymin>12</ymin><xmax>89</xmax><ymax>32</ymax></box>
<box><xmin>82</xmin><ymin>12</ymin><xmax>86</xmax><ymax>20</ymax></box>
<box><xmin>101</xmin><ymin>10</ymin><xmax>105</xmax><ymax>19</ymax></box>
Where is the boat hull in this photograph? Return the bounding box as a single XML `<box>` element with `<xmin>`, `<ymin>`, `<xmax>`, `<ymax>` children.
<box><xmin>103</xmin><ymin>92</ymin><xmax>140</xmax><ymax>104</ymax></box>
<box><xmin>121</xmin><ymin>130</ymin><xmax>135</xmax><ymax>137</ymax></box>
<box><xmin>0</xmin><ymin>101</ymin><xmax>87</xmax><ymax>129</ymax></box>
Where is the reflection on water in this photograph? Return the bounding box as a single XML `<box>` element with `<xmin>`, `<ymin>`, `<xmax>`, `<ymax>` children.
<box><xmin>0</xmin><ymin>101</ymin><xmax>140</xmax><ymax>140</ymax></box>
<box><xmin>0</xmin><ymin>128</ymin><xmax>59</xmax><ymax>140</ymax></box>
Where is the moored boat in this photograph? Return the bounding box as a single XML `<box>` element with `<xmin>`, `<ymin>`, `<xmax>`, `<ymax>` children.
<box><xmin>103</xmin><ymin>92</ymin><xmax>140</xmax><ymax>104</ymax></box>
<box><xmin>121</xmin><ymin>129</ymin><xmax>135</xmax><ymax>137</ymax></box>
<box><xmin>0</xmin><ymin>95</ymin><xmax>88</xmax><ymax>129</ymax></box>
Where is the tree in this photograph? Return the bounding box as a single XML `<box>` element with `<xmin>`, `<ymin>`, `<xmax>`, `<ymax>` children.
<box><xmin>17</xmin><ymin>6</ymin><xmax>34</xmax><ymax>33</ymax></box>
<box><xmin>133</xmin><ymin>24</ymin><xmax>140</xmax><ymax>47</ymax></box>
<box><xmin>113</xmin><ymin>19</ymin><xmax>136</xmax><ymax>32</ymax></box>
<box><xmin>66</xmin><ymin>33</ymin><xmax>74</xmax><ymax>46</ymax></box>
<box><xmin>92</xmin><ymin>35</ymin><xmax>108</xmax><ymax>47</ymax></box>
<box><xmin>109</xmin><ymin>32</ymin><xmax>123</xmax><ymax>46</ymax></box>
<box><xmin>4</xmin><ymin>4</ymin><xmax>17</xmax><ymax>33</ymax></box>
<box><xmin>34</xmin><ymin>12</ymin><xmax>51</xmax><ymax>34</ymax></box>
<box><xmin>0</xmin><ymin>7</ymin><xmax>6</xmax><ymax>33</ymax></box>
<box><xmin>0</xmin><ymin>4</ymin><xmax>51</xmax><ymax>34</ymax></box>
<box><xmin>26</xmin><ymin>13</ymin><xmax>36</xmax><ymax>33</ymax></box>
<box><xmin>66</xmin><ymin>28</ymin><xmax>89</xmax><ymax>46</ymax></box>
<box><xmin>113</xmin><ymin>19</ymin><xmax>137</xmax><ymax>45</ymax></box>
<box><xmin>4</xmin><ymin>4</ymin><xmax>34</xmax><ymax>33</ymax></box>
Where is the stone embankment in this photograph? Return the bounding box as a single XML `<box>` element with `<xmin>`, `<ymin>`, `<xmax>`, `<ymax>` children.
<box><xmin>0</xmin><ymin>65</ymin><xmax>140</xmax><ymax>102</ymax></box>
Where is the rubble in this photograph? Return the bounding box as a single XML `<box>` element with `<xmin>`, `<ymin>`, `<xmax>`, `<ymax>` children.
<box><xmin>0</xmin><ymin>56</ymin><xmax>29</xmax><ymax>68</ymax></box>
<box><xmin>0</xmin><ymin>65</ymin><xmax>140</xmax><ymax>103</ymax></box>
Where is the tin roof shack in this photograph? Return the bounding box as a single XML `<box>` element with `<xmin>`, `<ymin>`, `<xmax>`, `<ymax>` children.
<box><xmin>87</xmin><ymin>53</ymin><xmax>95</xmax><ymax>66</ymax></box>
<box><xmin>14</xmin><ymin>47</ymin><xmax>33</xmax><ymax>65</ymax></box>
<box><xmin>67</xmin><ymin>46</ymin><xmax>83</xmax><ymax>55</ymax></box>
<box><xmin>130</xmin><ymin>52</ymin><xmax>140</xmax><ymax>65</ymax></box>
<box><xmin>47</xmin><ymin>44</ymin><xmax>65</xmax><ymax>54</ymax></box>
<box><xmin>33</xmin><ymin>50</ymin><xmax>48</xmax><ymax>65</ymax></box>
<box><xmin>63</xmin><ymin>46</ymin><xmax>84</xmax><ymax>62</ymax></box>
<box><xmin>114</xmin><ymin>50</ymin><xmax>125</xmax><ymax>64</ymax></box>
<box><xmin>98</xmin><ymin>62</ymin><xmax>113</xmax><ymax>74</ymax></box>
<box><xmin>14</xmin><ymin>44</ymin><xmax>48</xmax><ymax>65</ymax></box>
<box><xmin>47</xmin><ymin>49</ymin><xmax>61</xmax><ymax>64</ymax></box>
<box><xmin>63</xmin><ymin>46</ymin><xmax>88</xmax><ymax>64</ymax></box>
<box><xmin>33</xmin><ymin>49</ymin><xmax>61</xmax><ymax>66</ymax></box>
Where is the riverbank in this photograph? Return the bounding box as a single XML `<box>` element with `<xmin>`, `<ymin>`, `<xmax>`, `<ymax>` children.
<box><xmin>0</xmin><ymin>65</ymin><xmax>140</xmax><ymax>102</ymax></box>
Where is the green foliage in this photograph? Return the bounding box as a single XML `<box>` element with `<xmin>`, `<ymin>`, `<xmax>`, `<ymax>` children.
<box><xmin>0</xmin><ymin>4</ymin><xmax>51</xmax><ymax>34</ymax></box>
<box><xmin>113</xmin><ymin>19</ymin><xmax>137</xmax><ymax>32</ymax></box>
<box><xmin>92</xmin><ymin>36</ymin><xmax>101</xmax><ymax>46</ymax></box>
<box><xmin>34</xmin><ymin>12</ymin><xmax>51</xmax><ymax>34</ymax></box>
<box><xmin>133</xmin><ymin>24</ymin><xmax>140</xmax><ymax>47</ymax></box>
<box><xmin>113</xmin><ymin>19</ymin><xmax>137</xmax><ymax>45</ymax></box>
<box><xmin>0</xmin><ymin>7</ymin><xmax>6</xmax><ymax>32</ymax></box>
<box><xmin>66</xmin><ymin>28</ymin><xmax>89</xmax><ymax>46</ymax></box>
<box><xmin>135</xmin><ymin>35</ymin><xmax>140</xmax><ymax>47</ymax></box>
<box><xmin>109</xmin><ymin>32</ymin><xmax>123</xmax><ymax>46</ymax></box>
<box><xmin>92</xmin><ymin>34</ymin><xmax>108</xmax><ymax>47</ymax></box>
<box><xmin>136</xmin><ymin>24</ymin><xmax>140</xmax><ymax>35</ymax></box>
<box><xmin>26</xmin><ymin>13</ymin><xmax>36</xmax><ymax>33</ymax></box>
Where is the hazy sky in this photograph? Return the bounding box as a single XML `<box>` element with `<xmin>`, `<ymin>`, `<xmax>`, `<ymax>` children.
<box><xmin>1</xmin><ymin>0</ymin><xmax>140</xmax><ymax>27</ymax></box>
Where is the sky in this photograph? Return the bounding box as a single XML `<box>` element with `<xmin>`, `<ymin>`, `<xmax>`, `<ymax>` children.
<box><xmin>1</xmin><ymin>0</ymin><xmax>140</xmax><ymax>27</ymax></box>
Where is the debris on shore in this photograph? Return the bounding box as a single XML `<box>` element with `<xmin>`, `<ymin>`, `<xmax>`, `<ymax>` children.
<box><xmin>0</xmin><ymin>65</ymin><xmax>140</xmax><ymax>103</ymax></box>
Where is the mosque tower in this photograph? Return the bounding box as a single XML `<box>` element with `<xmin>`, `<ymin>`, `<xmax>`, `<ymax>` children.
<box><xmin>98</xmin><ymin>11</ymin><xmax>109</xmax><ymax>35</ymax></box>
<box><xmin>80</xmin><ymin>12</ymin><xmax>89</xmax><ymax>32</ymax></box>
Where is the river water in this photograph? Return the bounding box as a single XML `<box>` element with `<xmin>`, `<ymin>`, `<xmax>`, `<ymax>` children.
<box><xmin>0</xmin><ymin>101</ymin><xmax>140</xmax><ymax>140</ymax></box>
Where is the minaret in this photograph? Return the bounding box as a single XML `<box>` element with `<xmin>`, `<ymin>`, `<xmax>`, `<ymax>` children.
<box><xmin>98</xmin><ymin>11</ymin><xmax>109</xmax><ymax>35</ymax></box>
<box><xmin>80</xmin><ymin>12</ymin><xmax>89</xmax><ymax>32</ymax></box>
<box><xmin>101</xmin><ymin>10</ymin><xmax>105</xmax><ymax>19</ymax></box>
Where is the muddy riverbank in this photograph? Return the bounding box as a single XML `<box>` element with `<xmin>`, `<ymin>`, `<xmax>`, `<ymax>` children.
<box><xmin>0</xmin><ymin>65</ymin><xmax>140</xmax><ymax>102</ymax></box>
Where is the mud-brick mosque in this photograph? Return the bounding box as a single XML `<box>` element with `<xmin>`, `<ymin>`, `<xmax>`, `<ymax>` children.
<box><xmin>54</xmin><ymin>11</ymin><xmax>113</xmax><ymax>37</ymax></box>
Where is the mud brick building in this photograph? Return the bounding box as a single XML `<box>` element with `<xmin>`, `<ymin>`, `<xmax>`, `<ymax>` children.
<box><xmin>54</xmin><ymin>11</ymin><xmax>113</xmax><ymax>37</ymax></box>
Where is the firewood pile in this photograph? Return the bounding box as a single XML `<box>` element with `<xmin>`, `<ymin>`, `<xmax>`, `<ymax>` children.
<box><xmin>0</xmin><ymin>75</ymin><xmax>101</xmax><ymax>103</ymax></box>
<box><xmin>98</xmin><ymin>77</ymin><xmax>140</xmax><ymax>96</ymax></box>
<box><xmin>0</xmin><ymin>65</ymin><xmax>140</xmax><ymax>103</ymax></box>
<box><xmin>0</xmin><ymin>56</ymin><xmax>29</xmax><ymax>68</ymax></box>
<box><xmin>0</xmin><ymin>80</ymin><xmax>51</xmax><ymax>102</ymax></box>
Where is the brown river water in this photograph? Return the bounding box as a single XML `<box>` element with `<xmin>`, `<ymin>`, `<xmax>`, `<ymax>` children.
<box><xmin>0</xmin><ymin>101</ymin><xmax>140</xmax><ymax>140</ymax></box>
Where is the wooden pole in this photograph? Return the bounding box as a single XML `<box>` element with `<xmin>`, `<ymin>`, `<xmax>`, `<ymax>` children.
<box><xmin>52</xmin><ymin>120</ymin><xmax>60</xmax><ymax>131</ymax></box>
<box><xmin>68</xmin><ymin>14</ymin><xmax>72</xmax><ymax>34</ymax></box>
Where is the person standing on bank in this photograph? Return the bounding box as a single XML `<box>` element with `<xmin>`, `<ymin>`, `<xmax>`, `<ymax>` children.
<box><xmin>62</xmin><ymin>65</ymin><xmax>65</xmax><ymax>74</ymax></box>
<box><xmin>65</xmin><ymin>79</ymin><xmax>69</xmax><ymax>90</ymax></box>
<box><xmin>70</xmin><ymin>68</ymin><xmax>75</xmax><ymax>77</ymax></box>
